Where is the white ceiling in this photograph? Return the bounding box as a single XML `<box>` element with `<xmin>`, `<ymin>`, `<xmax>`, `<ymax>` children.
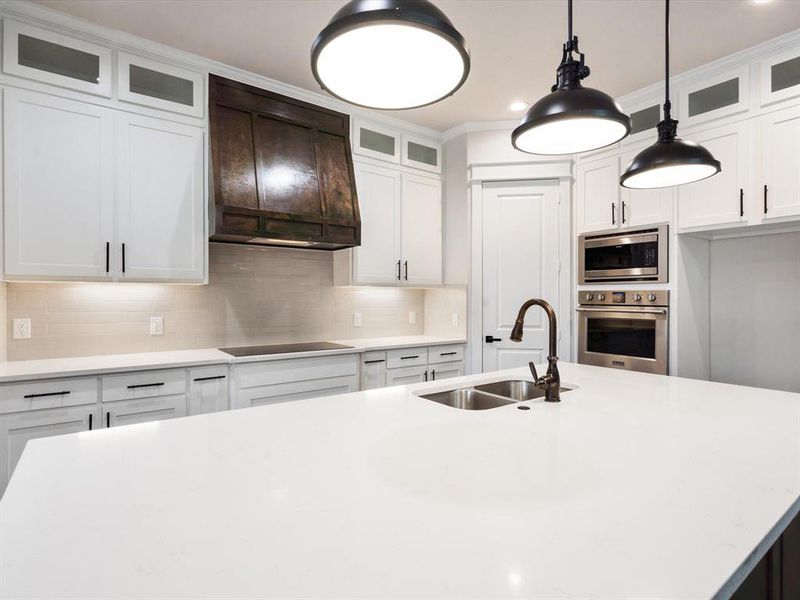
<box><xmin>36</xmin><ymin>0</ymin><xmax>800</xmax><ymax>131</ymax></box>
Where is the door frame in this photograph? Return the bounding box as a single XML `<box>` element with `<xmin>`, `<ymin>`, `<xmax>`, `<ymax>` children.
<box><xmin>467</xmin><ymin>161</ymin><xmax>573</xmax><ymax>374</ymax></box>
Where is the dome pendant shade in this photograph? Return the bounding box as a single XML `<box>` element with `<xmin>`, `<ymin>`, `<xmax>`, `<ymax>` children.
<box><xmin>512</xmin><ymin>86</ymin><xmax>631</xmax><ymax>155</ymax></box>
<box><xmin>310</xmin><ymin>0</ymin><xmax>470</xmax><ymax>110</ymax></box>
<box><xmin>620</xmin><ymin>125</ymin><xmax>721</xmax><ymax>189</ymax></box>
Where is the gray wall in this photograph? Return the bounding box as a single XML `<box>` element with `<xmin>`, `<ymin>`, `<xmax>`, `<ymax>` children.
<box><xmin>709</xmin><ymin>231</ymin><xmax>800</xmax><ymax>393</ymax></box>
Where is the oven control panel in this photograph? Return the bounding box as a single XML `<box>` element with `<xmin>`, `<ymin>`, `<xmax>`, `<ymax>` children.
<box><xmin>579</xmin><ymin>290</ymin><xmax>669</xmax><ymax>307</ymax></box>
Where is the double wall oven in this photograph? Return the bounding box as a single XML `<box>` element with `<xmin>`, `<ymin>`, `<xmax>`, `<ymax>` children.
<box><xmin>578</xmin><ymin>224</ymin><xmax>668</xmax><ymax>284</ymax></box>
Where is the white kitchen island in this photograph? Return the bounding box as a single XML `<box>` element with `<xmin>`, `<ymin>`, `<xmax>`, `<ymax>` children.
<box><xmin>1</xmin><ymin>363</ymin><xmax>798</xmax><ymax>599</ymax></box>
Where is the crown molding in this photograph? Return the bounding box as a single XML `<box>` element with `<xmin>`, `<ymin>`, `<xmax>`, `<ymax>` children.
<box><xmin>441</xmin><ymin>119</ymin><xmax>519</xmax><ymax>142</ymax></box>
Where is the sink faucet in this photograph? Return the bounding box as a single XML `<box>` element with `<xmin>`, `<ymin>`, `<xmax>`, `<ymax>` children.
<box><xmin>509</xmin><ymin>298</ymin><xmax>561</xmax><ymax>402</ymax></box>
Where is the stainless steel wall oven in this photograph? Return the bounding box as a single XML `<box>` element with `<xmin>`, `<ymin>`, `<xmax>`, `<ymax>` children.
<box><xmin>578</xmin><ymin>224</ymin><xmax>668</xmax><ymax>284</ymax></box>
<box><xmin>577</xmin><ymin>290</ymin><xmax>669</xmax><ymax>375</ymax></box>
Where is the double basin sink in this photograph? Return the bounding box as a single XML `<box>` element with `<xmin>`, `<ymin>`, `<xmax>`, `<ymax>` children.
<box><xmin>418</xmin><ymin>380</ymin><xmax>571</xmax><ymax>410</ymax></box>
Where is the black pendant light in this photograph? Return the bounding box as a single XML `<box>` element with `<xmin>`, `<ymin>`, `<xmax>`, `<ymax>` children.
<box><xmin>620</xmin><ymin>0</ymin><xmax>720</xmax><ymax>189</ymax></box>
<box><xmin>512</xmin><ymin>0</ymin><xmax>631</xmax><ymax>155</ymax></box>
<box><xmin>311</xmin><ymin>0</ymin><xmax>470</xmax><ymax>110</ymax></box>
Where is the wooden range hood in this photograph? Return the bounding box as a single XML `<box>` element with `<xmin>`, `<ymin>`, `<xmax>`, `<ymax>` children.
<box><xmin>209</xmin><ymin>75</ymin><xmax>360</xmax><ymax>250</ymax></box>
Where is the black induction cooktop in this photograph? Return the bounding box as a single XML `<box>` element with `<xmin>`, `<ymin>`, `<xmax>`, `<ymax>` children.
<box><xmin>218</xmin><ymin>342</ymin><xmax>353</xmax><ymax>357</ymax></box>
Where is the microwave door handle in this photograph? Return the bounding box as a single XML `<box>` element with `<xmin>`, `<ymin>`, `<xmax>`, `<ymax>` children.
<box><xmin>583</xmin><ymin>235</ymin><xmax>647</xmax><ymax>249</ymax></box>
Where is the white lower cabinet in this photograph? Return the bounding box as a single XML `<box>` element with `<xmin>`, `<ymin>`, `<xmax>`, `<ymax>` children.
<box><xmin>188</xmin><ymin>367</ymin><xmax>229</xmax><ymax>415</ymax></box>
<box><xmin>386</xmin><ymin>365</ymin><xmax>429</xmax><ymax>386</ymax></box>
<box><xmin>231</xmin><ymin>354</ymin><xmax>359</xmax><ymax>409</ymax></box>
<box><xmin>103</xmin><ymin>395</ymin><xmax>186</xmax><ymax>428</ymax></box>
<box><xmin>360</xmin><ymin>352</ymin><xmax>388</xmax><ymax>390</ymax></box>
<box><xmin>429</xmin><ymin>362</ymin><xmax>464</xmax><ymax>381</ymax></box>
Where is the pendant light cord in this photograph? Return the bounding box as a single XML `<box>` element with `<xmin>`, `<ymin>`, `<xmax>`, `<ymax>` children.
<box><xmin>664</xmin><ymin>0</ymin><xmax>671</xmax><ymax>119</ymax></box>
<box><xmin>568</xmin><ymin>0</ymin><xmax>573</xmax><ymax>44</ymax></box>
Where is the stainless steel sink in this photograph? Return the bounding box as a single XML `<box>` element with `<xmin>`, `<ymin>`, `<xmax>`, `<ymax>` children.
<box><xmin>475</xmin><ymin>380</ymin><xmax>572</xmax><ymax>401</ymax></box>
<box><xmin>417</xmin><ymin>379</ymin><xmax>572</xmax><ymax>410</ymax></box>
<box><xmin>420</xmin><ymin>388</ymin><xmax>516</xmax><ymax>410</ymax></box>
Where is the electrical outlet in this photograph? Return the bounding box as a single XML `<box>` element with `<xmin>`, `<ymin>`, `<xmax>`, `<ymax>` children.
<box><xmin>149</xmin><ymin>316</ymin><xmax>164</xmax><ymax>336</ymax></box>
<box><xmin>13</xmin><ymin>318</ymin><xmax>31</xmax><ymax>339</ymax></box>
<box><xmin>408</xmin><ymin>311</ymin><xmax>417</xmax><ymax>324</ymax></box>
<box><xmin>451</xmin><ymin>312</ymin><xmax>459</xmax><ymax>327</ymax></box>
<box><xmin>352</xmin><ymin>312</ymin><xmax>362</xmax><ymax>327</ymax></box>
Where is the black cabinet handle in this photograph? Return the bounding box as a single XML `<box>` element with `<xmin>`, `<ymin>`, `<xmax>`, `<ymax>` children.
<box><xmin>396</xmin><ymin>260</ymin><xmax>401</xmax><ymax>280</ymax></box>
<box><xmin>106</xmin><ymin>411</ymin><xmax>110</xmax><ymax>428</ymax></box>
<box><xmin>440</xmin><ymin>351</ymin><xmax>457</xmax><ymax>356</ymax></box>
<box><xmin>739</xmin><ymin>188</ymin><xmax>744</xmax><ymax>217</ymax></box>
<box><xmin>193</xmin><ymin>375</ymin><xmax>226</xmax><ymax>382</ymax></box>
<box><xmin>764</xmin><ymin>184</ymin><xmax>768</xmax><ymax>214</ymax></box>
<box><xmin>127</xmin><ymin>382</ymin><xmax>164</xmax><ymax>389</ymax></box>
<box><xmin>363</xmin><ymin>359</ymin><xmax>385</xmax><ymax>364</ymax></box>
<box><xmin>424</xmin><ymin>370</ymin><xmax>428</xmax><ymax>382</ymax></box>
<box><xmin>23</xmin><ymin>391</ymin><xmax>71</xmax><ymax>399</ymax></box>
<box><xmin>611</xmin><ymin>203</ymin><xmax>616</xmax><ymax>225</ymax></box>
<box><xmin>431</xmin><ymin>369</ymin><xmax>436</xmax><ymax>380</ymax></box>
<box><xmin>88</xmin><ymin>413</ymin><xmax>93</xmax><ymax>430</ymax></box>
<box><xmin>403</xmin><ymin>260</ymin><xmax>408</xmax><ymax>281</ymax></box>
<box><xmin>485</xmin><ymin>336</ymin><xmax>501</xmax><ymax>343</ymax></box>
<box><xmin>621</xmin><ymin>201</ymin><xmax>626</xmax><ymax>224</ymax></box>
<box><xmin>121</xmin><ymin>243</ymin><xmax>126</xmax><ymax>273</ymax></box>
<box><xmin>400</xmin><ymin>355</ymin><xmax>419</xmax><ymax>360</ymax></box>
<box><xmin>105</xmin><ymin>242</ymin><xmax>110</xmax><ymax>273</ymax></box>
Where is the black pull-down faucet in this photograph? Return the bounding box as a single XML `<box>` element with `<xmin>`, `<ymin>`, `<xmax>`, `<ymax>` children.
<box><xmin>509</xmin><ymin>298</ymin><xmax>561</xmax><ymax>402</ymax></box>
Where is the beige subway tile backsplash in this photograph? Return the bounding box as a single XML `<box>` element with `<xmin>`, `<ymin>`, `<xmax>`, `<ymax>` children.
<box><xmin>6</xmin><ymin>244</ymin><xmax>426</xmax><ymax>360</ymax></box>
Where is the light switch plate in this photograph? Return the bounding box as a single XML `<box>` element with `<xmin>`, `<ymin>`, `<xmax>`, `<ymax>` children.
<box><xmin>408</xmin><ymin>311</ymin><xmax>417</xmax><ymax>324</ymax></box>
<box><xmin>150</xmin><ymin>316</ymin><xmax>164</xmax><ymax>336</ymax></box>
<box><xmin>13</xmin><ymin>318</ymin><xmax>31</xmax><ymax>339</ymax></box>
<box><xmin>353</xmin><ymin>312</ymin><xmax>362</xmax><ymax>327</ymax></box>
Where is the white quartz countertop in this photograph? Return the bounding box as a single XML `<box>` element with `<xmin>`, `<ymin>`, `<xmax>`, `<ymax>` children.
<box><xmin>2</xmin><ymin>363</ymin><xmax>798</xmax><ymax>599</ymax></box>
<box><xmin>0</xmin><ymin>335</ymin><xmax>466</xmax><ymax>382</ymax></box>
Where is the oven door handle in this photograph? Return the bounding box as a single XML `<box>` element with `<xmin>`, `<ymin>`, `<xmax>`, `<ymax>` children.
<box><xmin>576</xmin><ymin>307</ymin><xmax>667</xmax><ymax>315</ymax></box>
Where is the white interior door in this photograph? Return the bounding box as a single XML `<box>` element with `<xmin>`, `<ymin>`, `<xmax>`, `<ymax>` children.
<box><xmin>483</xmin><ymin>180</ymin><xmax>560</xmax><ymax>372</ymax></box>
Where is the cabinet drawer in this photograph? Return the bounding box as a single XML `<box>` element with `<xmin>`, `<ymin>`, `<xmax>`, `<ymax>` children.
<box><xmin>235</xmin><ymin>376</ymin><xmax>357</xmax><ymax>410</ymax></box>
<box><xmin>427</xmin><ymin>345</ymin><xmax>465</xmax><ymax>365</ymax></box>
<box><xmin>0</xmin><ymin>377</ymin><xmax>98</xmax><ymax>414</ymax></box>
<box><xmin>386</xmin><ymin>347</ymin><xmax>427</xmax><ymax>369</ymax></box>
<box><xmin>236</xmin><ymin>354</ymin><xmax>358</xmax><ymax>389</ymax></box>
<box><xmin>101</xmin><ymin>369</ymin><xmax>186</xmax><ymax>403</ymax></box>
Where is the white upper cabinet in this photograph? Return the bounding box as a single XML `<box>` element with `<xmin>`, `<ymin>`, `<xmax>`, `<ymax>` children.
<box><xmin>117</xmin><ymin>53</ymin><xmax>204</xmax><ymax>118</ymax></box>
<box><xmin>3</xmin><ymin>88</ymin><xmax>114</xmax><ymax>280</ymax></box>
<box><xmin>402</xmin><ymin>133</ymin><xmax>441</xmax><ymax>174</ymax></box>
<box><xmin>576</xmin><ymin>156</ymin><xmax>620</xmax><ymax>234</ymax></box>
<box><xmin>2</xmin><ymin>20</ymin><xmax>112</xmax><ymax>97</ymax></box>
<box><xmin>759</xmin><ymin>104</ymin><xmax>800</xmax><ymax>220</ymax></box>
<box><xmin>116</xmin><ymin>113</ymin><xmax>205</xmax><ymax>282</ymax></box>
<box><xmin>678</xmin><ymin>65</ymin><xmax>750</xmax><ymax>128</ymax></box>
<box><xmin>351</xmin><ymin>161</ymin><xmax>402</xmax><ymax>285</ymax></box>
<box><xmin>760</xmin><ymin>47</ymin><xmax>800</xmax><ymax>107</ymax></box>
<box><xmin>619</xmin><ymin>146</ymin><xmax>674</xmax><ymax>228</ymax></box>
<box><xmin>352</xmin><ymin>118</ymin><xmax>401</xmax><ymax>163</ymax></box>
<box><xmin>620</xmin><ymin>99</ymin><xmax>663</xmax><ymax>147</ymax></box>
<box><xmin>678</xmin><ymin>121</ymin><xmax>751</xmax><ymax>230</ymax></box>
<box><xmin>401</xmin><ymin>172</ymin><xmax>442</xmax><ymax>286</ymax></box>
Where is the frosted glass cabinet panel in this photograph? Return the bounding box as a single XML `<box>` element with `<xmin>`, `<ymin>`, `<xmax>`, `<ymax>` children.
<box><xmin>2</xmin><ymin>20</ymin><xmax>112</xmax><ymax>96</ymax></box>
<box><xmin>402</xmin><ymin>133</ymin><xmax>441</xmax><ymax>173</ymax></box>
<box><xmin>352</xmin><ymin>118</ymin><xmax>401</xmax><ymax>163</ymax></box>
<box><xmin>679</xmin><ymin>66</ymin><xmax>749</xmax><ymax>127</ymax></box>
<box><xmin>761</xmin><ymin>48</ymin><xmax>800</xmax><ymax>106</ymax></box>
<box><xmin>118</xmin><ymin>53</ymin><xmax>204</xmax><ymax>117</ymax></box>
<box><xmin>629</xmin><ymin>104</ymin><xmax>661</xmax><ymax>136</ymax></box>
<box><xmin>688</xmin><ymin>78</ymin><xmax>739</xmax><ymax>117</ymax></box>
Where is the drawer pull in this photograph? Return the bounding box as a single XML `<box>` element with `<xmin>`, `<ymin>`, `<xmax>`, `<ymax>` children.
<box><xmin>193</xmin><ymin>375</ymin><xmax>226</xmax><ymax>382</ymax></box>
<box><xmin>106</xmin><ymin>411</ymin><xmax>110</xmax><ymax>428</ymax></box>
<box><xmin>89</xmin><ymin>413</ymin><xmax>93</xmax><ymax>430</ymax></box>
<box><xmin>439</xmin><ymin>351</ymin><xmax>457</xmax><ymax>356</ymax></box>
<box><xmin>23</xmin><ymin>391</ymin><xmax>71</xmax><ymax>399</ymax></box>
<box><xmin>126</xmin><ymin>382</ymin><xmax>164</xmax><ymax>389</ymax></box>
<box><xmin>400</xmin><ymin>355</ymin><xmax>420</xmax><ymax>360</ymax></box>
<box><xmin>363</xmin><ymin>359</ymin><xmax>385</xmax><ymax>364</ymax></box>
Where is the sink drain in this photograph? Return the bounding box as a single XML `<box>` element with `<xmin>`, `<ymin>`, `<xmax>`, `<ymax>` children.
<box><xmin>517</xmin><ymin>405</ymin><xmax>530</xmax><ymax>411</ymax></box>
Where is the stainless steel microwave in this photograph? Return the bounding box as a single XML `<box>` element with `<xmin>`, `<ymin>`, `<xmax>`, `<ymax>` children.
<box><xmin>578</xmin><ymin>224</ymin><xmax>668</xmax><ymax>284</ymax></box>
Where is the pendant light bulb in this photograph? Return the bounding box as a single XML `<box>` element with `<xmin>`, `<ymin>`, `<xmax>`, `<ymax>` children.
<box><xmin>620</xmin><ymin>0</ymin><xmax>720</xmax><ymax>189</ymax></box>
<box><xmin>512</xmin><ymin>0</ymin><xmax>631</xmax><ymax>155</ymax></box>
<box><xmin>311</xmin><ymin>0</ymin><xmax>470</xmax><ymax>110</ymax></box>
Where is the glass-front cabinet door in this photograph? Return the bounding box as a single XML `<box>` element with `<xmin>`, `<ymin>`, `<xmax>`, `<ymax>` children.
<box><xmin>352</xmin><ymin>118</ymin><xmax>401</xmax><ymax>163</ymax></box>
<box><xmin>117</xmin><ymin>53</ymin><xmax>204</xmax><ymax>118</ymax></box>
<box><xmin>2</xmin><ymin>20</ymin><xmax>112</xmax><ymax>96</ymax></box>
<box><xmin>760</xmin><ymin>47</ymin><xmax>800</xmax><ymax>107</ymax></box>
<box><xmin>678</xmin><ymin>65</ymin><xmax>750</xmax><ymax>127</ymax></box>
<box><xmin>402</xmin><ymin>133</ymin><xmax>441</xmax><ymax>173</ymax></box>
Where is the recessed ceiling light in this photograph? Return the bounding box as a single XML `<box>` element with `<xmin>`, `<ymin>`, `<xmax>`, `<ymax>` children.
<box><xmin>752</xmin><ymin>0</ymin><xmax>772</xmax><ymax>4</ymax></box>
<box><xmin>509</xmin><ymin>101</ymin><xmax>529</xmax><ymax>112</ymax></box>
